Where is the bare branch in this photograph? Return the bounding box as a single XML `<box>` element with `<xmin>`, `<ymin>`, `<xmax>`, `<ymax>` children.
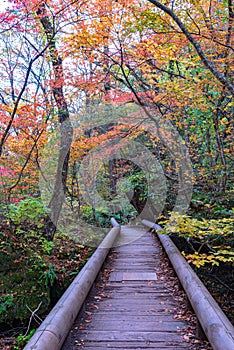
<box><xmin>8</xmin><ymin>130</ymin><xmax>44</xmax><ymax>196</ymax></box>
<box><xmin>0</xmin><ymin>42</ymin><xmax>52</xmax><ymax>156</ymax></box>
<box><xmin>24</xmin><ymin>302</ymin><xmax>43</xmax><ymax>337</ymax></box>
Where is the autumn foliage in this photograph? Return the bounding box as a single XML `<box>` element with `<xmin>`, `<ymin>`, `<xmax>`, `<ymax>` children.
<box><xmin>0</xmin><ymin>0</ymin><xmax>233</xmax><ymax>341</ymax></box>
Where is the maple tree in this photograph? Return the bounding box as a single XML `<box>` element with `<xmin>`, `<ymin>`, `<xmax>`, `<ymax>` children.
<box><xmin>63</xmin><ymin>0</ymin><xmax>233</xmax><ymax>195</ymax></box>
<box><xmin>0</xmin><ymin>0</ymin><xmax>75</xmax><ymax>239</ymax></box>
<box><xmin>0</xmin><ymin>0</ymin><xmax>233</xmax><ymax>341</ymax></box>
<box><xmin>147</xmin><ymin>0</ymin><xmax>234</xmax><ymax>95</ymax></box>
<box><xmin>0</xmin><ymin>0</ymin><xmax>232</xmax><ymax>239</ymax></box>
<box><xmin>0</xmin><ymin>28</ymin><xmax>49</xmax><ymax>203</ymax></box>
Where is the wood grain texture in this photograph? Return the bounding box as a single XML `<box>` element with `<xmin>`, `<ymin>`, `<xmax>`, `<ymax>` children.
<box><xmin>62</xmin><ymin>226</ymin><xmax>191</xmax><ymax>349</ymax></box>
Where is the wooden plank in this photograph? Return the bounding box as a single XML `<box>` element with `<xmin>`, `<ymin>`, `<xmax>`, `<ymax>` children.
<box><xmin>109</xmin><ymin>272</ymin><xmax>158</xmax><ymax>281</ymax></box>
<box><xmin>75</xmin><ymin>330</ymin><xmax>186</xmax><ymax>342</ymax></box>
<box><xmin>84</xmin><ymin>306</ymin><xmax>176</xmax><ymax>314</ymax></box>
<box><xmin>70</xmin><ymin>341</ymin><xmax>189</xmax><ymax>349</ymax></box>
<box><xmin>106</xmin><ymin>284</ymin><xmax>165</xmax><ymax>288</ymax></box>
<box><xmin>123</xmin><ymin>272</ymin><xmax>157</xmax><ymax>281</ymax></box>
<box><xmin>80</xmin><ymin>315</ymin><xmax>182</xmax><ymax>321</ymax></box>
<box><xmin>105</xmin><ymin>292</ymin><xmax>173</xmax><ymax>298</ymax></box>
<box><xmin>85</xmin><ymin>311</ymin><xmax>176</xmax><ymax>317</ymax></box>
<box><xmin>89</xmin><ymin>300</ymin><xmax>177</xmax><ymax>306</ymax></box>
<box><xmin>73</xmin><ymin>344</ymin><xmax>188</xmax><ymax>350</ymax></box>
<box><xmin>78</xmin><ymin>320</ymin><xmax>186</xmax><ymax>331</ymax></box>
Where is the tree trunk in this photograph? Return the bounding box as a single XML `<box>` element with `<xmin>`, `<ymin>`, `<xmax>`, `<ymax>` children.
<box><xmin>212</xmin><ymin>107</ymin><xmax>227</xmax><ymax>192</ymax></box>
<box><xmin>37</xmin><ymin>5</ymin><xmax>73</xmax><ymax>240</ymax></box>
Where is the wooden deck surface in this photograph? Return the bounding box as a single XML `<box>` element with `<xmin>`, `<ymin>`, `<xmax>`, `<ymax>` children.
<box><xmin>62</xmin><ymin>226</ymin><xmax>192</xmax><ymax>349</ymax></box>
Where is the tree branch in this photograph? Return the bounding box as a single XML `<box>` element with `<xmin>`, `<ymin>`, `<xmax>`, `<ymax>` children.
<box><xmin>0</xmin><ymin>42</ymin><xmax>51</xmax><ymax>156</ymax></box>
<box><xmin>147</xmin><ymin>0</ymin><xmax>234</xmax><ymax>95</ymax></box>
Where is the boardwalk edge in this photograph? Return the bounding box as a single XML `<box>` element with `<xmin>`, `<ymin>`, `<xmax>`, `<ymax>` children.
<box><xmin>142</xmin><ymin>219</ymin><xmax>234</xmax><ymax>350</ymax></box>
<box><xmin>23</xmin><ymin>221</ymin><xmax>120</xmax><ymax>350</ymax></box>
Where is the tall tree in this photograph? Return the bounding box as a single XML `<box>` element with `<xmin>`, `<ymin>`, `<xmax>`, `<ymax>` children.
<box><xmin>37</xmin><ymin>3</ymin><xmax>73</xmax><ymax>239</ymax></box>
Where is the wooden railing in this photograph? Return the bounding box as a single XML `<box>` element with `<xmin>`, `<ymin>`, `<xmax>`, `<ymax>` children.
<box><xmin>24</xmin><ymin>221</ymin><xmax>120</xmax><ymax>350</ymax></box>
<box><xmin>23</xmin><ymin>219</ymin><xmax>234</xmax><ymax>350</ymax></box>
<box><xmin>142</xmin><ymin>219</ymin><xmax>234</xmax><ymax>350</ymax></box>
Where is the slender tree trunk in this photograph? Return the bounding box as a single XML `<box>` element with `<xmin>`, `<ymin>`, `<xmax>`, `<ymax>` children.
<box><xmin>205</xmin><ymin>127</ymin><xmax>216</xmax><ymax>191</ymax></box>
<box><xmin>212</xmin><ymin>109</ymin><xmax>227</xmax><ymax>192</ymax></box>
<box><xmin>37</xmin><ymin>5</ymin><xmax>73</xmax><ymax>240</ymax></box>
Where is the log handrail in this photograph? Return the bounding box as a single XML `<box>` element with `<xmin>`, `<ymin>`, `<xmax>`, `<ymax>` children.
<box><xmin>110</xmin><ymin>217</ymin><xmax>120</xmax><ymax>227</ymax></box>
<box><xmin>24</xmin><ymin>220</ymin><xmax>120</xmax><ymax>350</ymax></box>
<box><xmin>142</xmin><ymin>219</ymin><xmax>234</xmax><ymax>350</ymax></box>
<box><xmin>24</xmin><ymin>218</ymin><xmax>234</xmax><ymax>350</ymax></box>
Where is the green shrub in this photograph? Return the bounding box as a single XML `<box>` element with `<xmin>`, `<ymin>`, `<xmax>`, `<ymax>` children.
<box><xmin>13</xmin><ymin>329</ymin><xmax>36</xmax><ymax>349</ymax></box>
<box><xmin>7</xmin><ymin>198</ymin><xmax>48</xmax><ymax>227</ymax></box>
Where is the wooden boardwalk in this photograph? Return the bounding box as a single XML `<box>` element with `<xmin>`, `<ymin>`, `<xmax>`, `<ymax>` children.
<box><xmin>62</xmin><ymin>226</ymin><xmax>192</xmax><ymax>349</ymax></box>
